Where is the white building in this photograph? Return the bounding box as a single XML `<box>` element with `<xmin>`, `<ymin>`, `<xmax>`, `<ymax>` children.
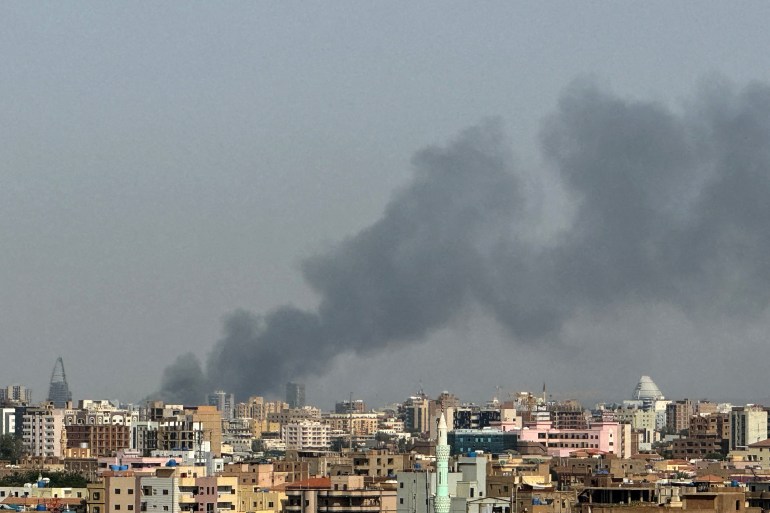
<box><xmin>731</xmin><ymin>405</ymin><xmax>768</xmax><ymax>450</ymax></box>
<box><xmin>397</xmin><ymin>455</ymin><xmax>488</xmax><ymax>513</ymax></box>
<box><xmin>282</xmin><ymin>420</ymin><xmax>330</xmax><ymax>450</ymax></box>
<box><xmin>0</xmin><ymin>408</ymin><xmax>16</xmax><ymax>436</ymax></box>
<box><xmin>21</xmin><ymin>404</ymin><xmax>64</xmax><ymax>457</ymax></box>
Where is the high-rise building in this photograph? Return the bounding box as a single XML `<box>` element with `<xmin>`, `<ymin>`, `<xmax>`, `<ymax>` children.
<box><xmin>47</xmin><ymin>357</ymin><xmax>72</xmax><ymax>408</ymax></box>
<box><xmin>666</xmin><ymin>399</ymin><xmax>693</xmax><ymax>433</ymax></box>
<box><xmin>21</xmin><ymin>403</ymin><xmax>65</xmax><ymax>457</ymax></box>
<box><xmin>285</xmin><ymin>382</ymin><xmax>306</xmax><ymax>409</ymax></box>
<box><xmin>403</xmin><ymin>394</ymin><xmax>430</xmax><ymax>434</ymax></box>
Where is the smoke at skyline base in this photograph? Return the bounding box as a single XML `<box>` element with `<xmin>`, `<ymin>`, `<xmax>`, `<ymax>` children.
<box><xmin>158</xmin><ymin>79</ymin><xmax>770</xmax><ymax>405</ymax></box>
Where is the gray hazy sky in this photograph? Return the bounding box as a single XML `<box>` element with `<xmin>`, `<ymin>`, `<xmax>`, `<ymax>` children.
<box><xmin>3</xmin><ymin>3</ymin><xmax>770</xmax><ymax>409</ymax></box>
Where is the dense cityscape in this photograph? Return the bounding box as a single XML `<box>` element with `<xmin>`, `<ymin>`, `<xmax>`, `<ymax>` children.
<box><xmin>5</xmin><ymin>4</ymin><xmax>770</xmax><ymax>513</ymax></box>
<box><xmin>0</xmin><ymin>358</ymin><xmax>769</xmax><ymax>513</ymax></box>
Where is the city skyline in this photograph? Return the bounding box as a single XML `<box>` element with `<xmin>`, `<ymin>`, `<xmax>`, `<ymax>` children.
<box><xmin>3</xmin><ymin>4</ymin><xmax>770</xmax><ymax>405</ymax></box>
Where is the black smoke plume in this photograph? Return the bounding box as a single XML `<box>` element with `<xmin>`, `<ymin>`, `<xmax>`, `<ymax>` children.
<box><xmin>157</xmin><ymin>79</ymin><xmax>770</xmax><ymax>403</ymax></box>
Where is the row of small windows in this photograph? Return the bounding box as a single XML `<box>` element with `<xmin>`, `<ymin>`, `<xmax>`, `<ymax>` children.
<box><xmin>537</xmin><ymin>433</ymin><xmax>600</xmax><ymax>440</ymax></box>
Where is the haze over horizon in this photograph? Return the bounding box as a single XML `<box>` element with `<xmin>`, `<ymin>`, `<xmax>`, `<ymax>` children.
<box><xmin>3</xmin><ymin>3</ymin><xmax>770</xmax><ymax>410</ymax></box>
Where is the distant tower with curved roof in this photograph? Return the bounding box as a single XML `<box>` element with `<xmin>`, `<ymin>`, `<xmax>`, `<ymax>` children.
<box><xmin>632</xmin><ymin>375</ymin><xmax>664</xmax><ymax>401</ymax></box>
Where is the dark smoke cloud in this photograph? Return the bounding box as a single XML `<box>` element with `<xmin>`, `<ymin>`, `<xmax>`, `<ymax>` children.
<box><xmin>157</xmin><ymin>353</ymin><xmax>209</xmax><ymax>404</ymax></box>
<box><xmin>157</xmin><ymin>79</ymin><xmax>770</xmax><ymax>402</ymax></box>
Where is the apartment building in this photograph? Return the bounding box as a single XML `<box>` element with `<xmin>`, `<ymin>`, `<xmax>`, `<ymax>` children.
<box><xmin>20</xmin><ymin>403</ymin><xmax>65</xmax><ymax>457</ymax></box>
<box><xmin>0</xmin><ymin>384</ymin><xmax>32</xmax><ymax>404</ymax></box>
<box><xmin>671</xmin><ymin>413</ymin><xmax>730</xmax><ymax>460</ymax></box>
<box><xmin>323</xmin><ymin>413</ymin><xmax>380</xmax><ymax>436</ymax></box>
<box><xmin>349</xmin><ymin>449</ymin><xmax>415</xmax><ymax>478</ymax></box>
<box><xmin>156</xmin><ymin>405</ymin><xmax>223</xmax><ymax>457</ymax></box>
<box><xmin>268</xmin><ymin>407</ymin><xmax>321</xmax><ymax>427</ymax></box>
<box><xmin>403</xmin><ymin>395</ymin><xmax>430</xmax><ymax>434</ymax></box>
<box><xmin>285</xmin><ymin>475</ymin><xmax>397</xmax><ymax>513</ymax></box>
<box><xmin>666</xmin><ymin>400</ymin><xmax>693</xmax><ymax>433</ymax></box>
<box><xmin>731</xmin><ymin>406</ymin><xmax>768</xmax><ymax>450</ymax></box>
<box><xmin>282</xmin><ymin>421</ymin><xmax>331</xmax><ymax>451</ymax></box>
<box><xmin>88</xmin><ymin>467</ymin><xmax>238</xmax><ymax>513</ymax></box>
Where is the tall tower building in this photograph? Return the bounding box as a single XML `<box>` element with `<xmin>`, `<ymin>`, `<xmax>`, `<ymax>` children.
<box><xmin>434</xmin><ymin>413</ymin><xmax>450</xmax><ymax>513</ymax></box>
<box><xmin>285</xmin><ymin>382</ymin><xmax>306</xmax><ymax>409</ymax></box>
<box><xmin>47</xmin><ymin>357</ymin><xmax>72</xmax><ymax>408</ymax></box>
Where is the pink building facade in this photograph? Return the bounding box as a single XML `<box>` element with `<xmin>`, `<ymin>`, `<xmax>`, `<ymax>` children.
<box><xmin>517</xmin><ymin>416</ymin><xmax>631</xmax><ymax>458</ymax></box>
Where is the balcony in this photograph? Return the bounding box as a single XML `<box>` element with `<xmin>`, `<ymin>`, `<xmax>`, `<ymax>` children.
<box><xmin>179</xmin><ymin>492</ymin><xmax>196</xmax><ymax>504</ymax></box>
<box><xmin>318</xmin><ymin>506</ymin><xmax>381</xmax><ymax>512</ymax></box>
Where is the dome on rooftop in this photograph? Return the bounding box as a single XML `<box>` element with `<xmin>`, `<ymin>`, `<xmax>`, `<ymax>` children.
<box><xmin>633</xmin><ymin>375</ymin><xmax>664</xmax><ymax>401</ymax></box>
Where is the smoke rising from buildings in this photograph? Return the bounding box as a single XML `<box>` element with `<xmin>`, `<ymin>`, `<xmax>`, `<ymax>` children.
<box><xmin>158</xmin><ymin>79</ymin><xmax>770</xmax><ymax>403</ymax></box>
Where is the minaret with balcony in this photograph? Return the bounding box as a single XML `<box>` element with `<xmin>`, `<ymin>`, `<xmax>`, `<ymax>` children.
<box><xmin>434</xmin><ymin>413</ymin><xmax>450</xmax><ymax>513</ymax></box>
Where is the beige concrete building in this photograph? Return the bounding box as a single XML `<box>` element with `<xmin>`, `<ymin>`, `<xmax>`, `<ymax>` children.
<box><xmin>285</xmin><ymin>475</ymin><xmax>397</xmax><ymax>513</ymax></box>
<box><xmin>348</xmin><ymin>449</ymin><xmax>415</xmax><ymax>478</ymax></box>
<box><xmin>323</xmin><ymin>413</ymin><xmax>380</xmax><ymax>436</ymax></box>
<box><xmin>156</xmin><ymin>404</ymin><xmax>223</xmax><ymax>457</ymax></box>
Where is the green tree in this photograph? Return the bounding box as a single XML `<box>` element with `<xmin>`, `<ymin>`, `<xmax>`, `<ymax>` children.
<box><xmin>0</xmin><ymin>470</ymin><xmax>88</xmax><ymax>487</ymax></box>
<box><xmin>0</xmin><ymin>434</ymin><xmax>24</xmax><ymax>463</ymax></box>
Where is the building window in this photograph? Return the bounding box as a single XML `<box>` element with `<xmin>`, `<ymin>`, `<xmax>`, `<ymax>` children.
<box><xmin>400</xmin><ymin>499</ymin><xmax>404</xmax><ymax>504</ymax></box>
<box><xmin>128</xmin><ymin>506</ymin><xmax>133</xmax><ymax>511</ymax></box>
<box><xmin>163</xmin><ymin>489</ymin><xmax>169</xmax><ymax>495</ymax></box>
<box><xmin>115</xmin><ymin>506</ymin><xmax>120</xmax><ymax>510</ymax></box>
<box><xmin>115</xmin><ymin>489</ymin><xmax>121</xmax><ymax>494</ymax></box>
<box><xmin>128</xmin><ymin>489</ymin><xmax>134</xmax><ymax>494</ymax></box>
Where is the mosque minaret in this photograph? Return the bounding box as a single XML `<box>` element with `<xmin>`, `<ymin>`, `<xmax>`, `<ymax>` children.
<box><xmin>434</xmin><ymin>413</ymin><xmax>450</xmax><ymax>513</ymax></box>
